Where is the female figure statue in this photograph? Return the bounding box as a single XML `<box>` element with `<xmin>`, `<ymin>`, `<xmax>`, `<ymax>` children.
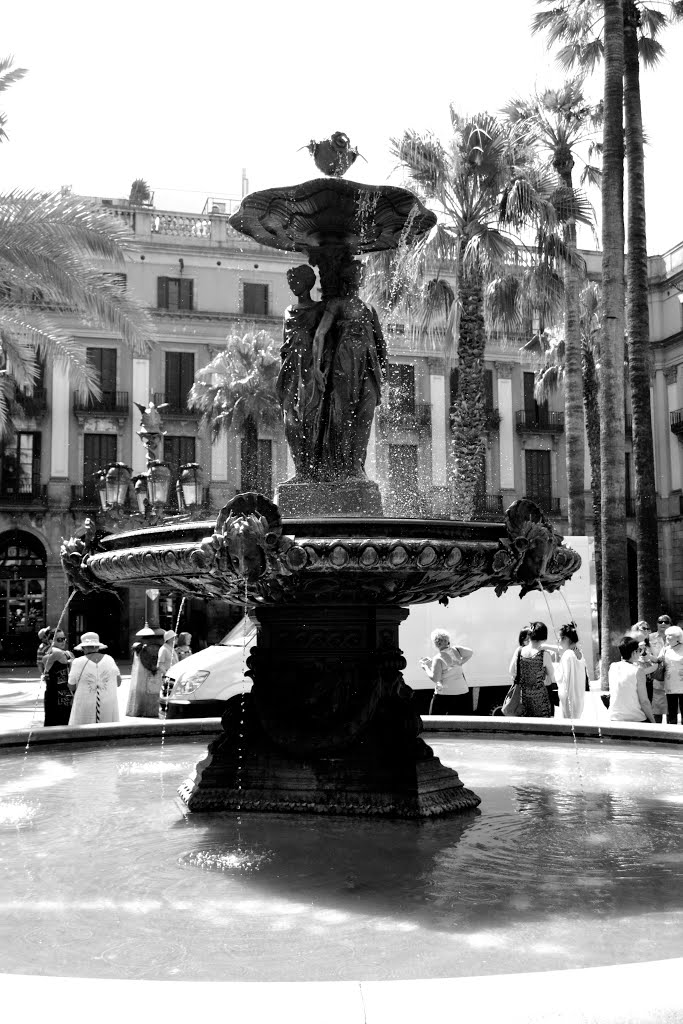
<box><xmin>310</xmin><ymin>260</ymin><xmax>386</xmax><ymax>480</ymax></box>
<box><xmin>276</xmin><ymin>265</ymin><xmax>323</xmax><ymax>480</ymax></box>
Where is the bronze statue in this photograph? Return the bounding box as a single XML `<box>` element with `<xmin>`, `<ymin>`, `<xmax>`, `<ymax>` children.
<box><xmin>276</xmin><ymin>265</ymin><xmax>323</xmax><ymax>481</ymax></box>
<box><xmin>135</xmin><ymin>400</ymin><xmax>167</xmax><ymax>464</ymax></box>
<box><xmin>301</xmin><ymin>132</ymin><xmax>364</xmax><ymax>177</ymax></box>
<box><xmin>309</xmin><ymin>260</ymin><xmax>386</xmax><ymax>480</ymax></box>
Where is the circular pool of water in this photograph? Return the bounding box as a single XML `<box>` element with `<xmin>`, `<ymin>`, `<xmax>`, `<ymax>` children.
<box><xmin>1</xmin><ymin>733</ymin><xmax>681</xmax><ymax>982</ymax></box>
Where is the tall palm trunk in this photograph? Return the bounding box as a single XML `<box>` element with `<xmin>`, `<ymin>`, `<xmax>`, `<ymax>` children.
<box><xmin>582</xmin><ymin>341</ymin><xmax>602</xmax><ymax>608</ymax></box>
<box><xmin>451</xmin><ymin>270</ymin><xmax>487</xmax><ymax>519</ymax></box>
<box><xmin>555</xmin><ymin>147</ymin><xmax>586</xmax><ymax>534</ymax></box>
<box><xmin>241</xmin><ymin>414</ymin><xmax>259</xmax><ymax>491</ymax></box>
<box><xmin>599</xmin><ymin>0</ymin><xmax>630</xmax><ymax>685</ymax></box>
<box><xmin>624</xmin><ymin>0</ymin><xmax>661</xmax><ymax>625</ymax></box>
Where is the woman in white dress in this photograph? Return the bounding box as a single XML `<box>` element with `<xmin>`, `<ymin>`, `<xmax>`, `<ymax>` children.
<box><xmin>68</xmin><ymin>631</ymin><xmax>121</xmax><ymax>726</ymax></box>
<box><xmin>557</xmin><ymin>622</ymin><xmax>586</xmax><ymax>720</ymax></box>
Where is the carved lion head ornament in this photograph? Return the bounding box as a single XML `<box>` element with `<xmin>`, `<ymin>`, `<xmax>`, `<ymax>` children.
<box><xmin>198</xmin><ymin>492</ymin><xmax>306</xmax><ymax>583</ymax></box>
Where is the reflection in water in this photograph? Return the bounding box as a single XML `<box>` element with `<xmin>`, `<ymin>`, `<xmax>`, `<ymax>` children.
<box><xmin>0</xmin><ymin>735</ymin><xmax>680</xmax><ymax>982</ymax></box>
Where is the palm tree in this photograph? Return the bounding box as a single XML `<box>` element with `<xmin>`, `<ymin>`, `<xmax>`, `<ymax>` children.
<box><xmin>371</xmin><ymin>111</ymin><xmax>590</xmax><ymax>519</ymax></box>
<box><xmin>528</xmin><ymin>282</ymin><xmax>604</xmax><ymax>598</ymax></box>
<box><xmin>502</xmin><ymin>79</ymin><xmax>602</xmax><ymax>535</ymax></box>
<box><xmin>600</xmin><ymin>0</ymin><xmax>629</xmax><ymax>679</ymax></box>
<box><xmin>128</xmin><ymin>179</ymin><xmax>153</xmax><ymax>207</ymax></box>
<box><xmin>0</xmin><ymin>57</ymin><xmax>155</xmax><ymax>438</ymax></box>
<box><xmin>532</xmin><ymin>0</ymin><xmax>683</xmax><ymax>647</ymax></box>
<box><xmin>188</xmin><ymin>329</ymin><xmax>281</xmax><ymax>492</ymax></box>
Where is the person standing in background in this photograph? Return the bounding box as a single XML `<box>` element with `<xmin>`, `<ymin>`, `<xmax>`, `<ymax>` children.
<box><xmin>175</xmin><ymin>632</ymin><xmax>193</xmax><ymax>661</ymax></box>
<box><xmin>68</xmin><ymin>632</ymin><xmax>121</xmax><ymax>726</ymax></box>
<box><xmin>419</xmin><ymin>629</ymin><xmax>473</xmax><ymax>715</ymax></box>
<box><xmin>42</xmin><ymin>630</ymin><xmax>74</xmax><ymax>726</ymax></box>
<box><xmin>659</xmin><ymin>625</ymin><xmax>683</xmax><ymax>725</ymax></box>
<box><xmin>557</xmin><ymin>622</ymin><xmax>586</xmax><ymax>720</ymax></box>
<box><xmin>649</xmin><ymin>615</ymin><xmax>672</xmax><ymax>660</ymax></box>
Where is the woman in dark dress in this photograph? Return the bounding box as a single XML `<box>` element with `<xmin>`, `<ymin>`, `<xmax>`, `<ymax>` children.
<box><xmin>507</xmin><ymin>621</ymin><xmax>555</xmax><ymax>718</ymax></box>
<box><xmin>43</xmin><ymin>631</ymin><xmax>74</xmax><ymax>726</ymax></box>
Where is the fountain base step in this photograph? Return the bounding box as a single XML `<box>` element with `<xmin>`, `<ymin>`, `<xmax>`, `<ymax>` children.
<box><xmin>177</xmin><ymin>742</ymin><xmax>481</xmax><ymax>818</ymax></box>
<box><xmin>275</xmin><ymin>477</ymin><xmax>383</xmax><ymax>517</ymax></box>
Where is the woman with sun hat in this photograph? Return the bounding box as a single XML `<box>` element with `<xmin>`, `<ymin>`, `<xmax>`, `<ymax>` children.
<box><xmin>68</xmin><ymin>631</ymin><xmax>121</xmax><ymax>726</ymax></box>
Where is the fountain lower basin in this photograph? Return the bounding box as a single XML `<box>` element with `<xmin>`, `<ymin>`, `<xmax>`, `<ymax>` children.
<box><xmin>1</xmin><ymin>726</ymin><xmax>681</xmax><ymax>984</ymax></box>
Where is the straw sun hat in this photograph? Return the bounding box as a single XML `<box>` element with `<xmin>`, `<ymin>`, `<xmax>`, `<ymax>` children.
<box><xmin>74</xmin><ymin>631</ymin><xmax>107</xmax><ymax>651</ymax></box>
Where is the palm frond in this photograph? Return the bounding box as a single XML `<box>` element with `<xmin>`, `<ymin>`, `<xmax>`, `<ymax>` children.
<box><xmin>638</xmin><ymin>35</ymin><xmax>665</xmax><ymax>66</ymax></box>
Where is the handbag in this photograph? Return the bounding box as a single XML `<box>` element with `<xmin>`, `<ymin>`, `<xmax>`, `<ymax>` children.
<box><xmin>652</xmin><ymin>659</ymin><xmax>666</xmax><ymax>683</ymax></box>
<box><xmin>502</xmin><ymin>651</ymin><xmax>525</xmax><ymax>717</ymax></box>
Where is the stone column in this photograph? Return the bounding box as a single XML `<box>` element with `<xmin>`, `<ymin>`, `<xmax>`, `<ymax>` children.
<box><xmin>49</xmin><ymin>364</ymin><xmax>70</xmax><ymax>505</ymax></box>
<box><xmin>131</xmin><ymin>359</ymin><xmax>151</xmax><ymax>476</ymax></box>
<box><xmin>429</xmin><ymin>373</ymin><xmax>447</xmax><ymax>486</ymax></box>
<box><xmin>665</xmin><ymin>368</ymin><xmax>679</xmax><ymax>492</ymax></box>
<box><xmin>496</xmin><ymin>363</ymin><xmax>515</xmax><ymax>491</ymax></box>
<box><xmin>654</xmin><ymin>370</ymin><xmax>671</xmax><ymax>497</ymax></box>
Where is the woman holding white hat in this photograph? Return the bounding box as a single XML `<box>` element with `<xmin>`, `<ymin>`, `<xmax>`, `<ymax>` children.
<box><xmin>67</xmin><ymin>632</ymin><xmax>121</xmax><ymax>726</ymax></box>
<box><xmin>658</xmin><ymin>625</ymin><xmax>683</xmax><ymax>725</ymax></box>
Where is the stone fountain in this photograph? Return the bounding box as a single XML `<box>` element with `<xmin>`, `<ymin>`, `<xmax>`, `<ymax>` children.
<box><xmin>62</xmin><ymin>133</ymin><xmax>580</xmax><ymax>817</ymax></box>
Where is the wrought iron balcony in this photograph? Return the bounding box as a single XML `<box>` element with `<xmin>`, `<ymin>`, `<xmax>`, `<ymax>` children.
<box><xmin>15</xmin><ymin>387</ymin><xmax>48</xmax><ymax>419</ymax></box>
<box><xmin>73</xmin><ymin>390</ymin><xmax>129</xmax><ymax>416</ymax></box>
<box><xmin>515</xmin><ymin>410</ymin><xmax>565</xmax><ymax>433</ymax></box>
<box><xmin>152</xmin><ymin>392</ymin><xmax>200</xmax><ymax>417</ymax></box>
<box><xmin>670</xmin><ymin>408</ymin><xmax>683</xmax><ymax>437</ymax></box>
<box><xmin>524</xmin><ymin>493</ymin><xmax>561</xmax><ymax>515</ymax></box>
<box><xmin>473</xmin><ymin>493</ymin><xmax>505</xmax><ymax>520</ymax></box>
<box><xmin>377</xmin><ymin>401</ymin><xmax>431</xmax><ymax>431</ymax></box>
<box><xmin>0</xmin><ymin>483</ymin><xmax>47</xmax><ymax>507</ymax></box>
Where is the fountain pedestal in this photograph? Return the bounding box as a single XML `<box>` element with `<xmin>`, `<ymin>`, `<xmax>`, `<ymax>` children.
<box><xmin>178</xmin><ymin>603</ymin><xmax>480</xmax><ymax>817</ymax></box>
<box><xmin>276</xmin><ymin>478</ymin><xmax>383</xmax><ymax>517</ymax></box>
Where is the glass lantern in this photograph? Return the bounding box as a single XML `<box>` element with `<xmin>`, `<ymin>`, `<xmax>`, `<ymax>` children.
<box><xmin>104</xmin><ymin>463</ymin><xmax>132</xmax><ymax>509</ymax></box>
<box><xmin>147</xmin><ymin>461</ymin><xmax>172</xmax><ymax>507</ymax></box>
<box><xmin>93</xmin><ymin>470</ymin><xmax>108</xmax><ymax>512</ymax></box>
<box><xmin>179</xmin><ymin>463</ymin><xmax>204</xmax><ymax>509</ymax></box>
<box><xmin>133</xmin><ymin>474</ymin><xmax>150</xmax><ymax>514</ymax></box>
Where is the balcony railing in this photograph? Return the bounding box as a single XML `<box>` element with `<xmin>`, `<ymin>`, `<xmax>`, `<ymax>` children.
<box><xmin>152</xmin><ymin>392</ymin><xmax>200</xmax><ymax>417</ymax></box>
<box><xmin>15</xmin><ymin>387</ymin><xmax>48</xmax><ymax>418</ymax></box>
<box><xmin>473</xmin><ymin>493</ymin><xmax>505</xmax><ymax>520</ymax></box>
<box><xmin>377</xmin><ymin>401</ymin><xmax>431</xmax><ymax>431</ymax></box>
<box><xmin>524</xmin><ymin>494</ymin><xmax>561</xmax><ymax>514</ymax></box>
<box><xmin>670</xmin><ymin>408</ymin><xmax>683</xmax><ymax>436</ymax></box>
<box><xmin>73</xmin><ymin>391</ymin><xmax>129</xmax><ymax>416</ymax></box>
<box><xmin>0</xmin><ymin>484</ymin><xmax>47</xmax><ymax>506</ymax></box>
<box><xmin>515</xmin><ymin>410</ymin><xmax>565</xmax><ymax>433</ymax></box>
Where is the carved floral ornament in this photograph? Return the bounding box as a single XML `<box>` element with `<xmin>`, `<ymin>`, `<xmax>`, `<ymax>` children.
<box><xmin>61</xmin><ymin>493</ymin><xmax>580</xmax><ymax>607</ymax></box>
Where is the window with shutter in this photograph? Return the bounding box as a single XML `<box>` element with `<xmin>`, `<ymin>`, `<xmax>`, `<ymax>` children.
<box><xmin>157</xmin><ymin>277</ymin><xmax>194</xmax><ymax>311</ymax></box>
<box><xmin>83</xmin><ymin>435</ymin><xmax>117</xmax><ymax>503</ymax></box>
<box><xmin>243</xmin><ymin>282</ymin><xmax>269</xmax><ymax>316</ymax></box>
<box><xmin>164</xmin><ymin>352</ymin><xmax>195</xmax><ymax>413</ymax></box>
<box><xmin>387</xmin><ymin>364</ymin><xmax>415</xmax><ymax>413</ymax></box>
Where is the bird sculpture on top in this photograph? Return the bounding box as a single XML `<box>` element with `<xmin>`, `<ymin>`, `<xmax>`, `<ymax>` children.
<box><xmin>301</xmin><ymin>132</ymin><xmax>365</xmax><ymax>177</ymax></box>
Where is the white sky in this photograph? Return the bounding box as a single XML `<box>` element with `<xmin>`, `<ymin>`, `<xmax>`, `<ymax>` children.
<box><xmin>1</xmin><ymin>0</ymin><xmax>682</xmax><ymax>254</ymax></box>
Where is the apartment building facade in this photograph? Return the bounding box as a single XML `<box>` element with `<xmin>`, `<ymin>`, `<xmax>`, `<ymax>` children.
<box><xmin>2</xmin><ymin>196</ymin><xmax>683</xmax><ymax>661</ymax></box>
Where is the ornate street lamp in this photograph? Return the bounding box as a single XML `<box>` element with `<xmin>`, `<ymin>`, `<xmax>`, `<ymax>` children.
<box><xmin>178</xmin><ymin>463</ymin><xmax>204</xmax><ymax>510</ymax></box>
<box><xmin>133</xmin><ymin>474</ymin><xmax>150</xmax><ymax>514</ymax></box>
<box><xmin>147</xmin><ymin>461</ymin><xmax>172</xmax><ymax>509</ymax></box>
<box><xmin>94</xmin><ymin>470</ymin><xmax>108</xmax><ymax>513</ymax></box>
<box><xmin>104</xmin><ymin>463</ymin><xmax>132</xmax><ymax>509</ymax></box>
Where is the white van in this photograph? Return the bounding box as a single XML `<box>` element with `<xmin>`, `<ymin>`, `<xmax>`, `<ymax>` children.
<box><xmin>163</xmin><ymin>618</ymin><xmax>256</xmax><ymax>719</ymax></box>
<box><xmin>163</xmin><ymin>536</ymin><xmax>594</xmax><ymax>719</ymax></box>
